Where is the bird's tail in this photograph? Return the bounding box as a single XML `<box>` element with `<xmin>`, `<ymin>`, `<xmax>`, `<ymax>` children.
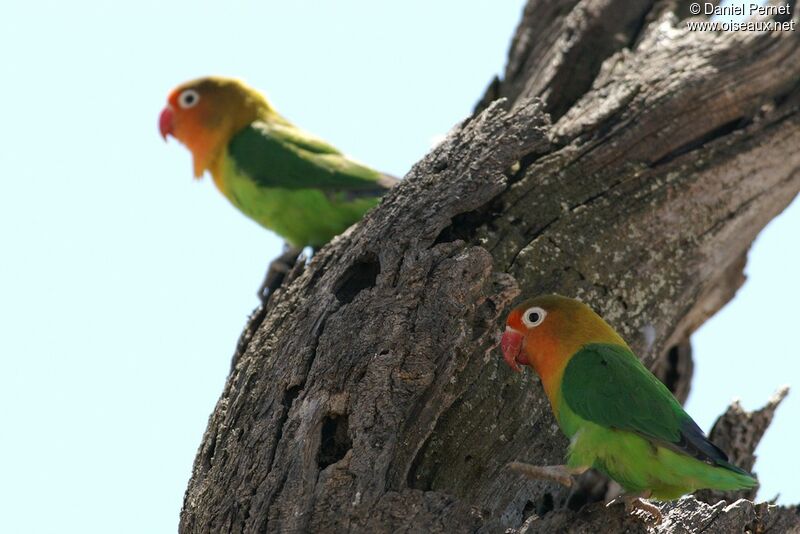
<box><xmin>705</xmin><ymin>462</ymin><xmax>758</xmax><ymax>491</ymax></box>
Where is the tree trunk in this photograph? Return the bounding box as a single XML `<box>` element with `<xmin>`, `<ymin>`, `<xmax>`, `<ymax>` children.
<box><xmin>181</xmin><ymin>2</ymin><xmax>800</xmax><ymax>532</ymax></box>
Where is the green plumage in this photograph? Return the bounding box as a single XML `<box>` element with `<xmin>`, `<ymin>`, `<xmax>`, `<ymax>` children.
<box><xmin>223</xmin><ymin>121</ymin><xmax>395</xmax><ymax>248</ymax></box>
<box><xmin>559</xmin><ymin>343</ymin><xmax>756</xmax><ymax>499</ymax></box>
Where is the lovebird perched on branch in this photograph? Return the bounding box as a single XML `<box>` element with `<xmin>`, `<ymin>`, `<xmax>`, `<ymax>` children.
<box><xmin>501</xmin><ymin>295</ymin><xmax>756</xmax><ymax>520</ymax></box>
<box><xmin>159</xmin><ymin>76</ymin><xmax>397</xmax><ymax>249</ymax></box>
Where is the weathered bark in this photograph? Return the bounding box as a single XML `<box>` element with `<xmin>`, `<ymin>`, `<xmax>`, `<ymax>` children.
<box><xmin>513</xmin><ymin>495</ymin><xmax>800</xmax><ymax>533</ymax></box>
<box><xmin>181</xmin><ymin>2</ymin><xmax>800</xmax><ymax>532</ymax></box>
<box><xmin>695</xmin><ymin>387</ymin><xmax>790</xmax><ymax>505</ymax></box>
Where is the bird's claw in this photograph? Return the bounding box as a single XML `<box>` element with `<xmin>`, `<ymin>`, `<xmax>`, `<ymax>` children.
<box><xmin>258</xmin><ymin>246</ymin><xmax>303</xmax><ymax>302</ymax></box>
<box><xmin>607</xmin><ymin>496</ymin><xmax>663</xmax><ymax>525</ymax></box>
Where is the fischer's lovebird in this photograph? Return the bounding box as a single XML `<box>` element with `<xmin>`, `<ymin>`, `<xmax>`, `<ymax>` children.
<box><xmin>159</xmin><ymin>76</ymin><xmax>397</xmax><ymax>248</ymax></box>
<box><xmin>501</xmin><ymin>295</ymin><xmax>756</xmax><ymax>511</ymax></box>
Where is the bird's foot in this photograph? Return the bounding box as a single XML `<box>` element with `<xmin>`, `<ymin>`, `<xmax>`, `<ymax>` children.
<box><xmin>507</xmin><ymin>462</ymin><xmax>588</xmax><ymax>488</ymax></box>
<box><xmin>607</xmin><ymin>494</ymin><xmax>662</xmax><ymax>525</ymax></box>
<box><xmin>258</xmin><ymin>246</ymin><xmax>304</xmax><ymax>302</ymax></box>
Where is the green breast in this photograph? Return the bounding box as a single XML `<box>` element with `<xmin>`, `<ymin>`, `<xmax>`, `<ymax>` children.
<box><xmin>216</xmin><ymin>151</ymin><xmax>379</xmax><ymax>248</ymax></box>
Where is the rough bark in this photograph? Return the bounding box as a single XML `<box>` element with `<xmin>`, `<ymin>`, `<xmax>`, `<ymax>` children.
<box><xmin>181</xmin><ymin>2</ymin><xmax>800</xmax><ymax>532</ymax></box>
<box><xmin>514</xmin><ymin>496</ymin><xmax>800</xmax><ymax>534</ymax></box>
<box><xmin>695</xmin><ymin>387</ymin><xmax>790</xmax><ymax>504</ymax></box>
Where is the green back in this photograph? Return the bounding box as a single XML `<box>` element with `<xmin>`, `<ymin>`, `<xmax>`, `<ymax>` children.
<box><xmin>562</xmin><ymin>343</ymin><xmax>745</xmax><ymax>472</ymax></box>
<box><xmin>227</xmin><ymin>121</ymin><xmax>394</xmax><ymax>197</ymax></box>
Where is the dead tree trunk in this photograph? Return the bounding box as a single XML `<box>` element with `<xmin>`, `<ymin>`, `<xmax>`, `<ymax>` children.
<box><xmin>181</xmin><ymin>2</ymin><xmax>800</xmax><ymax>532</ymax></box>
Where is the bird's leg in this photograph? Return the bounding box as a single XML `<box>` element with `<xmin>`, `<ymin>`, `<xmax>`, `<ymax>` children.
<box><xmin>507</xmin><ymin>462</ymin><xmax>589</xmax><ymax>488</ymax></box>
<box><xmin>258</xmin><ymin>245</ymin><xmax>303</xmax><ymax>302</ymax></box>
<box><xmin>606</xmin><ymin>492</ymin><xmax>662</xmax><ymax>525</ymax></box>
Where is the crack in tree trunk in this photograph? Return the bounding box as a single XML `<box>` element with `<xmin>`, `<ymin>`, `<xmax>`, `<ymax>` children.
<box><xmin>181</xmin><ymin>1</ymin><xmax>800</xmax><ymax>532</ymax></box>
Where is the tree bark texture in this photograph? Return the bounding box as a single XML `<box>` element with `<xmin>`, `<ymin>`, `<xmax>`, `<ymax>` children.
<box><xmin>181</xmin><ymin>1</ymin><xmax>800</xmax><ymax>532</ymax></box>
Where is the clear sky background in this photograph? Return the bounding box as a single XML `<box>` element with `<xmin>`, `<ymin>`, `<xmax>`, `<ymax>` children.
<box><xmin>0</xmin><ymin>2</ymin><xmax>796</xmax><ymax>533</ymax></box>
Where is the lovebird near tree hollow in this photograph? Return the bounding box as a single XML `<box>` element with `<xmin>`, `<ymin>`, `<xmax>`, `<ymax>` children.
<box><xmin>159</xmin><ymin>76</ymin><xmax>397</xmax><ymax>249</ymax></box>
<box><xmin>501</xmin><ymin>295</ymin><xmax>756</xmax><ymax>517</ymax></box>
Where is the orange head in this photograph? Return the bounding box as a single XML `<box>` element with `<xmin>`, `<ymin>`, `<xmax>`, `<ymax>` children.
<box><xmin>159</xmin><ymin>76</ymin><xmax>274</xmax><ymax>177</ymax></box>
<box><xmin>501</xmin><ymin>294</ymin><xmax>627</xmax><ymax>399</ymax></box>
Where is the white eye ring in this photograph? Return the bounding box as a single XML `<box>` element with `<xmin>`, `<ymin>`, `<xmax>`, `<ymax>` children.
<box><xmin>178</xmin><ymin>89</ymin><xmax>200</xmax><ymax>109</ymax></box>
<box><xmin>522</xmin><ymin>306</ymin><xmax>547</xmax><ymax>328</ymax></box>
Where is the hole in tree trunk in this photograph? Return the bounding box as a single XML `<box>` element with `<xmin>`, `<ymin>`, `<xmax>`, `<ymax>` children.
<box><xmin>334</xmin><ymin>254</ymin><xmax>380</xmax><ymax>304</ymax></box>
<box><xmin>522</xmin><ymin>499</ymin><xmax>536</xmax><ymax>516</ymax></box>
<box><xmin>433</xmin><ymin>204</ymin><xmax>500</xmax><ymax>245</ymax></box>
<box><xmin>536</xmin><ymin>493</ymin><xmax>554</xmax><ymax>516</ymax></box>
<box><xmin>655</xmin><ymin>339</ymin><xmax>694</xmax><ymax>405</ymax></box>
<box><xmin>318</xmin><ymin>413</ymin><xmax>351</xmax><ymax>469</ymax></box>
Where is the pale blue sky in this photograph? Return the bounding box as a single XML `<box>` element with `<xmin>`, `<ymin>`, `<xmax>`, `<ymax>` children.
<box><xmin>0</xmin><ymin>2</ymin><xmax>796</xmax><ymax>533</ymax></box>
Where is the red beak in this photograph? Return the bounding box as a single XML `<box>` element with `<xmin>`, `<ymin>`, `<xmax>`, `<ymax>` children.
<box><xmin>501</xmin><ymin>328</ymin><xmax>525</xmax><ymax>372</ymax></box>
<box><xmin>159</xmin><ymin>106</ymin><xmax>174</xmax><ymax>140</ymax></box>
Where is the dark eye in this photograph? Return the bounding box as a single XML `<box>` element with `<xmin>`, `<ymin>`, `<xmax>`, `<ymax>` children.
<box><xmin>178</xmin><ymin>89</ymin><xmax>200</xmax><ymax>109</ymax></box>
<box><xmin>522</xmin><ymin>306</ymin><xmax>546</xmax><ymax>328</ymax></box>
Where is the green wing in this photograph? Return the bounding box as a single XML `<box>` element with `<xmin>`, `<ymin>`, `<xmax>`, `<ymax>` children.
<box><xmin>227</xmin><ymin>121</ymin><xmax>396</xmax><ymax>197</ymax></box>
<box><xmin>562</xmin><ymin>344</ymin><xmax>742</xmax><ymax>471</ymax></box>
